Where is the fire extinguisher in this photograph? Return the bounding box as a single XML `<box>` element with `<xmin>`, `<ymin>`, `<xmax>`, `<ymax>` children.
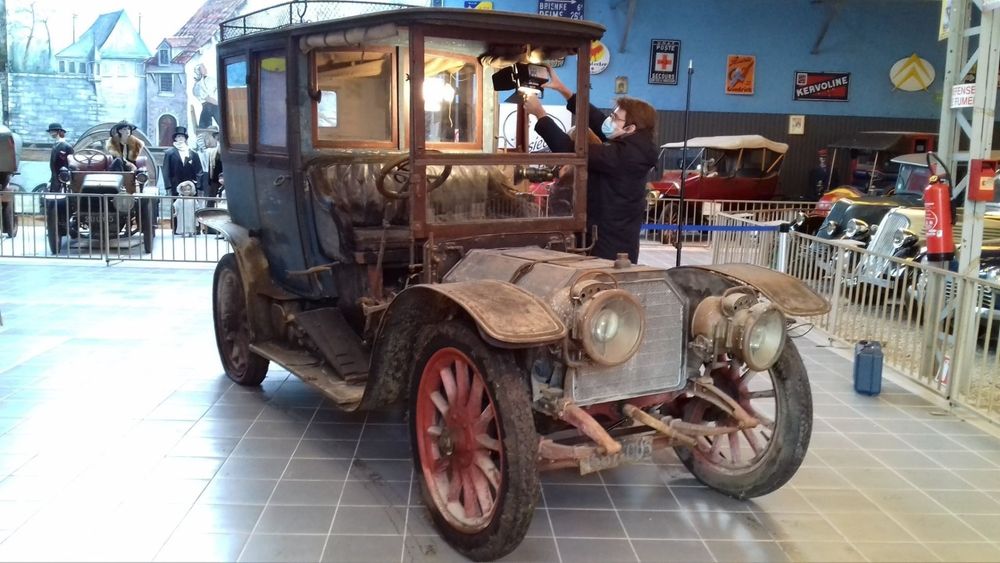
<box><xmin>924</xmin><ymin>173</ymin><xmax>954</xmax><ymax>263</ymax></box>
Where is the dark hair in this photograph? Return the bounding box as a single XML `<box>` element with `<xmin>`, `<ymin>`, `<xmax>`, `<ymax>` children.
<box><xmin>615</xmin><ymin>97</ymin><xmax>656</xmax><ymax>133</ymax></box>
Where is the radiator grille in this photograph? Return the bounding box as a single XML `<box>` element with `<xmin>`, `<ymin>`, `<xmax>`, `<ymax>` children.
<box><xmin>569</xmin><ymin>277</ymin><xmax>686</xmax><ymax>405</ymax></box>
<box><xmin>857</xmin><ymin>212</ymin><xmax>909</xmax><ymax>279</ymax></box>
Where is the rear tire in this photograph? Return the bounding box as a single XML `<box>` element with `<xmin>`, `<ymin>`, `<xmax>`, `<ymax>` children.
<box><xmin>674</xmin><ymin>339</ymin><xmax>812</xmax><ymax>499</ymax></box>
<box><xmin>213</xmin><ymin>253</ymin><xmax>269</xmax><ymax>386</ymax></box>
<box><xmin>410</xmin><ymin>321</ymin><xmax>539</xmax><ymax>561</ymax></box>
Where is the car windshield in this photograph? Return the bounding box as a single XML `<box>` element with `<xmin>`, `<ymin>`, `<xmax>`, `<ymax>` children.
<box><xmin>894</xmin><ymin>163</ymin><xmax>931</xmax><ymax>195</ymax></box>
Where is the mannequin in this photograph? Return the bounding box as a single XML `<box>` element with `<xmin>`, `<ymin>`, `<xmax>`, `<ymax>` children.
<box><xmin>107</xmin><ymin>121</ymin><xmax>143</xmax><ymax>172</ymax></box>
<box><xmin>162</xmin><ymin>126</ymin><xmax>203</xmax><ymax>197</ymax></box>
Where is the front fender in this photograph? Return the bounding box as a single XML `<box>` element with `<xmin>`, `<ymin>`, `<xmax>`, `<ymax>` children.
<box><xmin>363</xmin><ymin>280</ymin><xmax>567</xmax><ymax>410</ymax></box>
<box><xmin>668</xmin><ymin>264</ymin><xmax>830</xmax><ymax>317</ymax></box>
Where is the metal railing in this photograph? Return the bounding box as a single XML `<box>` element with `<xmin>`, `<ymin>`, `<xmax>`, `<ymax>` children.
<box><xmin>0</xmin><ymin>192</ymin><xmax>231</xmax><ymax>264</ymax></box>
<box><xmin>220</xmin><ymin>1</ymin><xmax>415</xmax><ymax>40</ymax></box>
<box><xmin>641</xmin><ymin>198</ymin><xmax>810</xmax><ymax>246</ymax></box>
<box><xmin>710</xmin><ymin>210</ymin><xmax>1000</xmax><ymax>424</ymax></box>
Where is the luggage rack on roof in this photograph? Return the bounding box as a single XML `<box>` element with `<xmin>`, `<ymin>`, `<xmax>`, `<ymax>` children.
<box><xmin>220</xmin><ymin>0</ymin><xmax>416</xmax><ymax>41</ymax></box>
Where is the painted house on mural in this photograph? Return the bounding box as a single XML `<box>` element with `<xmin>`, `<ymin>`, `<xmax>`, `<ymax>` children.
<box><xmin>145</xmin><ymin>0</ymin><xmax>246</xmax><ymax>147</ymax></box>
<box><xmin>55</xmin><ymin>10</ymin><xmax>151</xmax><ymax>132</ymax></box>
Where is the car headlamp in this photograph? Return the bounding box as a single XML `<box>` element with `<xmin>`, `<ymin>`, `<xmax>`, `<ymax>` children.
<box><xmin>984</xmin><ymin>266</ymin><xmax>1000</xmax><ymax>285</ymax></box>
<box><xmin>825</xmin><ymin>220</ymin><xmax>838</xmax><ymax>236</ymax></box>
<box><xmin>734</xmin><ymin>303</ymin><xmax>787</xmax><ymax>372</ymax></box>
<box><xmin>577</xmin><ymin>289</ymin><xmax>645</xmax><ymax>366</ymax></box>
<box><xmin>844</xmin><ymin>218</ymin><xmax>869</xmax><ymax>239</ymax></box>
<box><xmin>57</xmin><ymin>167</ymin><xmax>72</xmax><ymax>184</ymax></box>
<box><xmin>135</xmin><ymin>169</ymin><xmax>149</xmax><ymax>186</ymax></box>
<box><xmin>793</xmin><ymin>211</ymin><xmax>806</xmax><ymax>227</ymax></box>
<box><xmin>892</xmin><ymin>228</ymin><xmax>918</xmax><ymax>249</ymax></box>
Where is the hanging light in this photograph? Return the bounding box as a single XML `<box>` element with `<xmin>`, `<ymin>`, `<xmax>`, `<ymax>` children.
<box><xmin>422</xmin><ymin>76</ymin><xmax>456</xmax><ymax>112</ymax></box>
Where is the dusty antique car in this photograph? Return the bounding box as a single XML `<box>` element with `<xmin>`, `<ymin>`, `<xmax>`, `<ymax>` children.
<box><xmin>201</xmin><ymin>4</ymin><xmax>828</xmax><ymax>560</ymax></box>
<box><xmin>0</xmin><ymin>125</ymin><xmax>23</xmax><ymax>238</ymax></box>
<box><xmin>43</xmin><ymin>145</ymin><xmax>158</xmax><ymax>255</ymax></box>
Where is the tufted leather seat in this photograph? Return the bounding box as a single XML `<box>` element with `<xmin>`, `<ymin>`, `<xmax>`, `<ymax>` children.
<box><xmin>68</xmin><ymin>153</ymin><xmax>149</xmax><ymax>172</ymax></box>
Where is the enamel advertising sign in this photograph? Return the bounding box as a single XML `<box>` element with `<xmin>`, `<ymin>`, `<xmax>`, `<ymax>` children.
<box><xmin>794</xmin><ymin>71</ymin><xmax>850</xmax><ymax>101</ymax></box>
<box><xmin>649</xmin><ymin>39</ymin><xmax>680</xmax><ymax>85</ymax></box>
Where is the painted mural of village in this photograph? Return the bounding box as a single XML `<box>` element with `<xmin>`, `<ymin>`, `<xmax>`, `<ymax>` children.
<box><xmin>3</xmin><ymin>0</ymin><xmax>270</xmax><ymax>145</ymax></box>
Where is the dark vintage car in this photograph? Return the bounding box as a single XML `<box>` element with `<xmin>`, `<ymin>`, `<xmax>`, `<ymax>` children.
<box><xmin>795</xmin><ymin>152</ymin><xmax>933</xmax><ymax>241</ymax></box>
<box><xmin>200</xmin><ymin>4</ymin><xmax>828</xmax><ymax>560</ymax></box>
<box><xmin>43</xmin><ymin>145</ymin><xmax>158</xmax><ymax>255</ymax></box>
<box><xmin>0</xmin><ymin>125</ymin><xmax>23</xmax><ymax>238</ymax></box>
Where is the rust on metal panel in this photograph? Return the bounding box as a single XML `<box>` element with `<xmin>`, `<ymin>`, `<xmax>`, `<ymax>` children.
<box><xmin>556</xmin><ymin>400</ymin><xmax>622</xmax><ymax>455</ymax></box>
<box><xmin>424</xmin><ymin>281</ymin><xmax>567</xmax><ymax>344</ymax></box>
<box><xmin>691</xmin><ymin>263</ymin><xmax>831</xmax><ymax>316</ymax></box>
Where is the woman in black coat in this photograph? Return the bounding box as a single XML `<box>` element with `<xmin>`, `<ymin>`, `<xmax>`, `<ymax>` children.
<box><xmin>524</xmin><ymin>70</ymin><xmax>658</xmax><ymax>263</ymax></box>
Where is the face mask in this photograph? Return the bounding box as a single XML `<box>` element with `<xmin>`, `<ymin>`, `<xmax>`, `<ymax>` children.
<box><xmin>601</xmin><ymin>116</ymin><xmax>615</xmax><ymax>138</ymax></box>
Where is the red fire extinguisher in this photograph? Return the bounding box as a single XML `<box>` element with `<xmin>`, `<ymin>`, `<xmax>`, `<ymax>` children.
<box><xmin>924</xmin><ymin>174</ymin><xmax>954</xmax><ymax>263</ymax></box>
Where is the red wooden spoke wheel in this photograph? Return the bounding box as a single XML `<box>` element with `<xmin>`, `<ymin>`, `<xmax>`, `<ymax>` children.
<box><xmin>415</xmin><ymin>347</ymin><xmax>503</xmax><ymax>533</ymax></box>
<box><xmin>675</xmin><ymin>343</ymin><xmax>812</xmax><ymax>499</ymax></box>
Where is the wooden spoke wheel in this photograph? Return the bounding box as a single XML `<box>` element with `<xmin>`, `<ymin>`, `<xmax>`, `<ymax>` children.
<box><xmin>212</xmin><ymin>253</ymin><xmax>269</xmax><ymax>386</ymax></box>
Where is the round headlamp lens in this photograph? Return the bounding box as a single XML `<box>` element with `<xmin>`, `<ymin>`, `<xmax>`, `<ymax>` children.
<box><xmin>825</xmin><ymin>220</ymin><xmax>838</xmax><ymax>235</ymax></box>
<box><xmin>845</xmin><ymin>218</ymin><xmax>868</xmax><ymax>239</ymax></box>
<box><xmin>578</xmin><ymin>289</ymin><xmax>645</xmax><ymax>366</ymax></box>
<box><xmin>741</xmin><ymin>305</ymin><xmax>787</xmax><ymax>371</ymax></box>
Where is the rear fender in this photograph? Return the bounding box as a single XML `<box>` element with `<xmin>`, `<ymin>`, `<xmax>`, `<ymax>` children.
<box><xmin>363</xmin><ymin>281</ymin><xmax>567</xmax><ymax>409</ymax></box>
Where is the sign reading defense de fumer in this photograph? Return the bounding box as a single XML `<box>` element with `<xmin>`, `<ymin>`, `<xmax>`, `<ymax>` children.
<box><xmin>649</xmin><ymin>40</ymin><xmax>681</xmax><ymax>85</ymax></box>
<box><xmin>537</xmin><ymin>0</ymin><xmax>584</xmax><ymax>19</ymax></box>
<box><xmin>794</xmin><ymin>71</ymin><xmax>850</xmax><ymax>101</ymax></box>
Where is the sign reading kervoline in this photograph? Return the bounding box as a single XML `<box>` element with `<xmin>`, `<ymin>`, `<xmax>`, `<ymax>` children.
<box><xmin>537</xmin><ymin>0</ymin><xmax>584</xmax><ymax>20</ymax></box>
<box><xmin>794</xmin><ymin>71</ymin><xmax>850</xmax><ymax>101</ymax></box>
<box><xmin>649</xmin><ymin>39</ymin><xmax>680</xmax><ymax>85</ymax></box>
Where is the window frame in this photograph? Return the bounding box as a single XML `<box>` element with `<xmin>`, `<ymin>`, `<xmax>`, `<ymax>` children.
<box><xmin>309</xmin><ymin>46</ymin><xmax>398</xmax><ymax>150</ymax></box>
<box><xmin>158</xmin><ymin>48</ymin><xmax>170</xmax><ymax>66</ymax></box>
<box><xmin>159</xmin><ymin>73</ymin><xmax>174</xmax><ymax>93</ymax></box>
<box><xmin>221</xmin><ymin>55</ymin><xmax>251</xmax><ymax>151</ymax></box>
<box><xmin>410</xmin><ymin>50</ymin><xmax>484</xmax><ymax>152</ymax></box>
<box><xmin>255</xmin><ymin>49</ymin><xmax>289</xmax><ymax>155</ymax></box>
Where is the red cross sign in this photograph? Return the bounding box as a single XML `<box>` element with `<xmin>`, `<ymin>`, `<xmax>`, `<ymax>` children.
<box><xmin>655</xmin><ymin>52</ymin><xmax>674</xmax><ymax>72</ymax></box>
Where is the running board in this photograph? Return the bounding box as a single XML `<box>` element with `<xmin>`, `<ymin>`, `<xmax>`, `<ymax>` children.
<box><xmin>250</xmin><ymin>341</ymin><xmax>364</xmax><ymax>408</ymax></box>
<box><xmin>291</xmin><ymin>307</ymin><xmax>370</xmax><ymax>384</ymax></box>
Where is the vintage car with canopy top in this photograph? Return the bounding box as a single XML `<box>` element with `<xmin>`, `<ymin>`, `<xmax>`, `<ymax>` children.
<box><xmin>201</xmin><ymin>3</ymin><xmax>828</xmax><ymax>559</ymax></box>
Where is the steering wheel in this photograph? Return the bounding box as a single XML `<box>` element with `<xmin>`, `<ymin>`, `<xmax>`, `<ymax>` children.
<box><xmin>73</xmin><ymin>148</ymin><xmax>107</xmax><ymax>169</ymax></box>
<box><xmin>376</xmin><ymin>153</ymin><xmax>453</xmax><ymax>200</ymax></box>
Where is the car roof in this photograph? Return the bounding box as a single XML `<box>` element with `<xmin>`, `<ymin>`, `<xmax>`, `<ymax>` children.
<box><xmin>891</xmin><ymin>151</ymin><xmax>1000</xmax><ymax>167</ymax></box>
<box><xmin>220</xmin><ymin>5</ymin><xmax>605</xmax><ymax>45</ymax></box>
<box><xmin>829</xmin><ymin>131</ymin><xmax>936</xmax><ymax>151</ymax></box>
<box><xmin>659</xmin><ymin>134</ymin><xmax>788</xmax><ymax>153</ymax></box>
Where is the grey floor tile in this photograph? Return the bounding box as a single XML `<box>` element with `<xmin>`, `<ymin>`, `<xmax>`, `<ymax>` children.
<box><xmin>349</xmin><ymin>458</ymin><xmax>415</xmax><ymax>482</ymax></box>
<box><xmin>175</xmin><ymin>503</ymin><xmax>265</xmax><ymax>534</ymax></box>
<box><xmin>617</xmin><ymin>510</ymin><xmax>699</xmax><ymax>540</ymax></box>
<box><xmin>284</xmin><ymin>458</ymin><xmax>352</xmax><ymax>480</ymax></box>
<box><xmin>238</xmin><ymin>533</ymin><xmax>326</xmax><ymax>563</ymax></box>
<box><xmin>525</xmin><ymin>507</ymin><xmax>554</xmax><ymax>538</ymax></box>
<box><xmin>633</xmin><ymin>539</ymin><xmax>713</xmax><ymax>562</ymax></box>
<box><xmin>322</xmin><ymin>534</ymin><xmax>403</xmax><ymax>563</ymax></box>
<box><xmin>869</xmin><ymin>449</ymin><xmax>942</xmax><ymax>469</ymax></box>
<box><xmin>814</xmin><ymin>448</ymin><xmax>884</xmax><ymax>468</ymax></box>
<box><xmin>216</xmin><ymin>456</ymin><xmax>289</xmax><ymax>480</ymax></box>
<box><xmin>925</xmin><ymin>489</ymin><xmax>1000</xmax><ymax>514</ymax></box>
<box><xmin>853</xmin><ymin>541</ymin><xmax>940</xmax><ymax>563</ymax></box>
<box><xmin>788</xmin><ymin>466</ymin><xmax>853</xmax><ymax>489</ymax></box>
<box><xmin>331</xmin><ymin>505</ymin><xmax>408</xmax><ymax>535</ymax></box>
<box><xmin>548</xmin><ymin>508</ymin><xmax>626</xmax><ymax>538</ymax></box>
<box><xmin>155</xmin><ymin>532</ymin><xmax>249</xmax><ymax>562</ymax></box>
<box><xmin>170</xmin><ymin>436</ymin><xmax>241</xmax><ymax>457</ymax></box>
<box><xmin>825</xmin><ymin>511</ymin><xmax>917</xmax><ymax>542</ymax></box>
<box><xmin>304</xmin><ymin>422</ymin><xmax>364</xmax><ymax>441</ymax></box>
<box><xmin>230</xmin><ymin>437</ymin><xmax>301</xmax><ymax>458</ymax></box>
<box><xmin>255</xmin><ymin>504</ymin><xmax>336</xmax><ymax>534</ymax></box>
<box><xmin>270</xmin><ymin>479</ymin><xmax>345</xmax><ymax>506</ymax></box>
<box><xmin>293</xmin><ymin>439</ymin><xmax>359</xmax><ymax>459</ymax></box>
<box><xmin>799</xmin><ymin>488</ymin><xmax>882</xmax><ymax>513</ymax></box>
<box><xmin>152</xmin><ymin>455</ymin><xmax>226</xmax><ymax>480</ymax></box>
<box><xmin>339</xmin><ymin>478</ymin><xmax>410</xmax><ymax>506</ymax></box>
<box><xmin>897</xmin><ymin>468</ymin><xmax>977</xmax><ymax>490</ymax></box>
<box><xmin>962</xmin><ymin>514</ymin><xmax>1000</xmax><ymax>541</ymax></box>
<box><xmin>838</xmin><ymin>466</ymin><xmax>914</xmax><ymax>490</ymax></box>
<box><xmin>865</xmin><ymin>489</ymin><xmax>950</xmax><ymax>514</ymax></box>
<box><xmin>755</xmin><ymin>512</ymin><xmax>845</xmax><ymax>541</ymax></box>
<box><xmin>401</xmin><ymin>534</ymin><xmax>470</xmax><ymax>563</ymax></box>
<box><xmin>543</xmin><ymin>483</ymin><xmax>613</xmax><ymax>509</ymax></box>
<box><xmin>925</xmin><ymin>541</ymin><xmax>1000</xmax><ymax>562</ymax></box>
<box><xmin>892</xmin><ymin>513</ymin><xmax>986</xmax><ymax>542</ymax></box>
<box><xmin>245</xmin><ymin>420</ymin><xmax>309</xmax><ymax>439</ymax></box>
<box><xmin>670</xmin><ymin>486</ymin><xmax>754</xmax><ymax>512</ymax></box>
<box><xmin>778</xmin><ymin>541</ymin><xmax>866</xmax><ymax>562</ymax></box>
<box><xmin>705</xmin><ymin>540</ymin><xmax>791</xmax><ymax>563</ymax></box>
<box><xmin>601</xmin><ymin>463</ymin><xmax>672</xmax><ymax>486</ymax></box>
<box><xmin>746</xmin><ymin>487</ymin><xmax>816</xmax><ymax>513</ymax></box>
<box><xmin>606</xmin><ymin>484</ymin><xmax>681</xmax><ymax>510</ymax></box>
<box><xmin>199</xmin><ymin>478</ymin><xmax>277</xmax><ymax>505</ymax></box>
<box><xmin>683</xmin><ymin>510</ymin><xmax>773</xmax><ymax>541</ymax></box>
<box><xmin>355</xmin><ymin>439</ymin><xmax>410</xmax><ymax>460</ymax></box>
<box><xmin>953</xmin><ymin>469</ymin><xmax>1000</xmax><ymax>491</ymax></box>
<box><xmin>556</xmin><ymin>538</ymin><xmax>637</xmax><ymax>562</ymax></box>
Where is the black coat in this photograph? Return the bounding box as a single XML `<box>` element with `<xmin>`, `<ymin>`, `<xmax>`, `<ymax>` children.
<box><xmin>163</xmin><ymin>148</ymin><xmax>203</xmax><ymax>196</ymax></box>
<box><xmin>49</xmin><ymin>140</ymin><xmax>73</xmax><ymax>188</ymax></box>
<box><xmin>535</xmin><ymin>95</ymin><xmax>658</xmax><ymax>262</ymax></box>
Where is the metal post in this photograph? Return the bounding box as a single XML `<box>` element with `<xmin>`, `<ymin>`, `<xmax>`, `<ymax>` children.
<box><xmin>776</xmin><ymin>222</ymin><xmax>790</xmax><ymax>273</ymax></box>
<box><xmin>675</xmin><ymin>60</ymin><xmax>694</xmax><ymax>268</ymax></box>
<box><xmin>827</xmin><ymin>244</ymin><xmax>847</xmax><ymax>336</ymax></box>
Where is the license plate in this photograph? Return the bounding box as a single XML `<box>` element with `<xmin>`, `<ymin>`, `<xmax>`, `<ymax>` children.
<box><xmin>579</xmin><ymin>435</ymin><xmax>653</xmax><ymax>475</ymax></box>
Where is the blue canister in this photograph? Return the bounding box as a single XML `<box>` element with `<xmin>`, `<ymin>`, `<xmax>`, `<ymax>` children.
<box><xmin>853</xmin><ymin>340</ymin><xmax>883</xmax><ymax>396</ymax></box>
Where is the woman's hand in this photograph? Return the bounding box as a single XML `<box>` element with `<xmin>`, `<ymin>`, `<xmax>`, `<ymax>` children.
<box><xmin>522</xmin><ymin>93</ymin><xmax>546</xmax><ymax>119</ymax></box>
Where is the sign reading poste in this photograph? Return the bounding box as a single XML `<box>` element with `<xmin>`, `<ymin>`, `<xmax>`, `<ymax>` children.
<box><xmin>794</xmin><ymin>71</ymin><xmax>850</xmax><ymax>102</ymax></box>
<box><xmin>649</xmin><ymin>39</ymin><xmax>680</xmax><ymax>85</ymax></box>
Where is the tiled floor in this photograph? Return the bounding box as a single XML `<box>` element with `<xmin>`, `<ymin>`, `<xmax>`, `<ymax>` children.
<box><xmin>1</xmin><ymin>253</ymin><xmax>999</xmax><ymax>562</ymax></box>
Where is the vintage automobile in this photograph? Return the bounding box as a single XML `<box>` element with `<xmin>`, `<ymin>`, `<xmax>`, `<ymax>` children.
<box><xmin>0</xmin><ymin>125</ymin><xmax>23</xmax><ymax>238</ymax></box>
<box><xmin>201</xmin><ymin>4</ymin><xmax>828</xmax><ymax>560</ymax></box>
<box><xmin>795</xmin><ymin>152</ymin><xmax>933</xmax><ymax>242</ymax></box>
<box><xmin>42</xmin><ymin>145</ymin><xmax>158</xmax><ymax>255</ymax></box>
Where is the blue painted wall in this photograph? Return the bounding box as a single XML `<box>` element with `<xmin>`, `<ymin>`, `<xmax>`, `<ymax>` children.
<box><xmin>443</xmin><ymin>0</ymin><xmax>946</xmax><ymax>119</ymax></box>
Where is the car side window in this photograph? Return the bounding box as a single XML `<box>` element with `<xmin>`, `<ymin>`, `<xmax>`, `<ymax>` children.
<box><xmin>224</xmin><ymin>58</ymin><xmax>249</xmax><ymax>148</ymax></box>
<box><xmin>313</xmin><ymin>50</ymin><xmax>394</xmax><ymax>146</ymax></box>
<box><xmin>258</xmin><ymin>52</ymin><xmax>287</xmax><ymax>150</ymax></box>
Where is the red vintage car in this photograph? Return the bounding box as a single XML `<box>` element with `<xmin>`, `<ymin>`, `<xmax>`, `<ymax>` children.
<box><xmin>647</xmin><ymin>134</ymin><xmax>788</xmax><ymax>201</ymax></box>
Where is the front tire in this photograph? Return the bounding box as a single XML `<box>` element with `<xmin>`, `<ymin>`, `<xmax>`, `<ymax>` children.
<box><xmin>410</xmin><ymin>321</ymin><xmax>539</xmax><ymax>562</ymax></box>
<box><xmin>213</xmin><ymin>253</ymin><xmax>269</xmax><ymax>385</ymax></box>
<box><xmin>675</xmin><ymin>339</ymin><xmax>812</xmax><ymax>499</ymax></box>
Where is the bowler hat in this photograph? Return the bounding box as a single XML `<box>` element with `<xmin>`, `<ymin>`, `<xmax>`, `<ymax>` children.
<box><xmin>46</xmin><ymin>123</ymin><xmax>65</xmax><ymax>133</ymax></box>
<box><xmin>173</xmin><ymin>126</ymin><xmax>189</xmax><ymax>140</ymax></box>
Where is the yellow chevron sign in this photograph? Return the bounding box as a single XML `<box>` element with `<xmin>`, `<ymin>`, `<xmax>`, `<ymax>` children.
<box><xmin>890</xmin><ymin>53</ymin><xmax>935</xmax><ymax>92</ymax></box>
